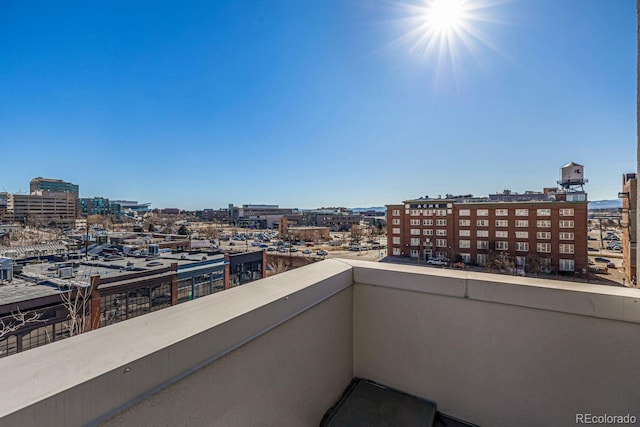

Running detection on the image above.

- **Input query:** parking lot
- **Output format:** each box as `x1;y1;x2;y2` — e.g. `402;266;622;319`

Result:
212;225;631;287
587;224;626;286
212;229;385;261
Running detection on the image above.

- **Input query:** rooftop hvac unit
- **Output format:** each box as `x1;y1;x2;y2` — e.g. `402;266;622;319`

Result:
0;257;13;283
58;266;73;279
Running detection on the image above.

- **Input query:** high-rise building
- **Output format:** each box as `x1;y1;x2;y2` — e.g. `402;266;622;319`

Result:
0;193;7;222
7;192;78;226
30;177;79;195
78;197;111;217
3;177;80;226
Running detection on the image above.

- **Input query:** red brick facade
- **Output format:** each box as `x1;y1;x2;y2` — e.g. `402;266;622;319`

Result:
622;174;636;282
387;198;588;274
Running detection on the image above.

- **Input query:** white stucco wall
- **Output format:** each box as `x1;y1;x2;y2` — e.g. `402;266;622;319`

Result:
349;261;640;427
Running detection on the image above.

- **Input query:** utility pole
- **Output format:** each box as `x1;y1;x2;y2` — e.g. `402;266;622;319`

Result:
84;221;89;260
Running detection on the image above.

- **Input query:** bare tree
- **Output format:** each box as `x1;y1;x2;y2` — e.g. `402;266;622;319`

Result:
485;250;499;272
201;224;220;244
59;284;92;337
267;259;289;276
369;224;379;242
525;253;543;278
86;214;103;227
0;309;42;339
349;225;365;246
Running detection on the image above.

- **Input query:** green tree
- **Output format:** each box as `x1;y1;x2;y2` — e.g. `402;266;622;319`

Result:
177;225;190;236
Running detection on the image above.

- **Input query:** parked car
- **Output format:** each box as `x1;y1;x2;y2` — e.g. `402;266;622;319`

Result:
316;250;328;256
607;262;616;269
427;258;448;266
588;265;608;274
594;257;610;263
588;247;599;252
290;247;298;252
267;247;276;252
229;242;236;246
302;249;312;255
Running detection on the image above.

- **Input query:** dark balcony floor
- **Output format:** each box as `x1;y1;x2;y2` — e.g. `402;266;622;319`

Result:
321;378;477;427
434;413;479;427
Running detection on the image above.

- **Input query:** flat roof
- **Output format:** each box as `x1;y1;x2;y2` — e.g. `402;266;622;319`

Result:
0;278;66;308
11;253;227;297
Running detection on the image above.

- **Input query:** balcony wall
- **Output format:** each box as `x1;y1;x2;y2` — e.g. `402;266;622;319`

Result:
350;261;640;426
0;260;354;427
1;259;640;427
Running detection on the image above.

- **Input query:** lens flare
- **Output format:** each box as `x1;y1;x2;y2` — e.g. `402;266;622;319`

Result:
427;0;466;34
391;0;506;76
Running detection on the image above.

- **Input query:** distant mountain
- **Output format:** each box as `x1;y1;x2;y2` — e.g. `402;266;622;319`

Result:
351;207;386;213
588;199;622;210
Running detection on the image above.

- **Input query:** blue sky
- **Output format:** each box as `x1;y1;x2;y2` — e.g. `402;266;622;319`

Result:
0;0;635;209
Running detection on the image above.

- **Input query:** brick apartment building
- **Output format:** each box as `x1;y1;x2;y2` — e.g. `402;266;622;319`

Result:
621;173;636;282
387;195;588;274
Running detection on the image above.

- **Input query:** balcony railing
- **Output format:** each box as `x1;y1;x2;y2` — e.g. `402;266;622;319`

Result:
1;259;639;427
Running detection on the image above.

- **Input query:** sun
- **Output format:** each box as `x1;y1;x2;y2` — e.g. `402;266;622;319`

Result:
426;0;467;34
392;0;503;72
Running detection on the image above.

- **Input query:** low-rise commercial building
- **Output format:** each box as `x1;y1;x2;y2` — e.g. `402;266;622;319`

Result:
0;247;269;358
0;243;69;261
0;253;229;357
302;209;362;231
226;250;266;287
196;208;230;223
278;217;330;242
286;226;330;242
229;204;295;228
109;200;151;220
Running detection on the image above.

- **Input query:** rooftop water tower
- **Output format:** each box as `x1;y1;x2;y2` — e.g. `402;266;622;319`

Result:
558;162;587;192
